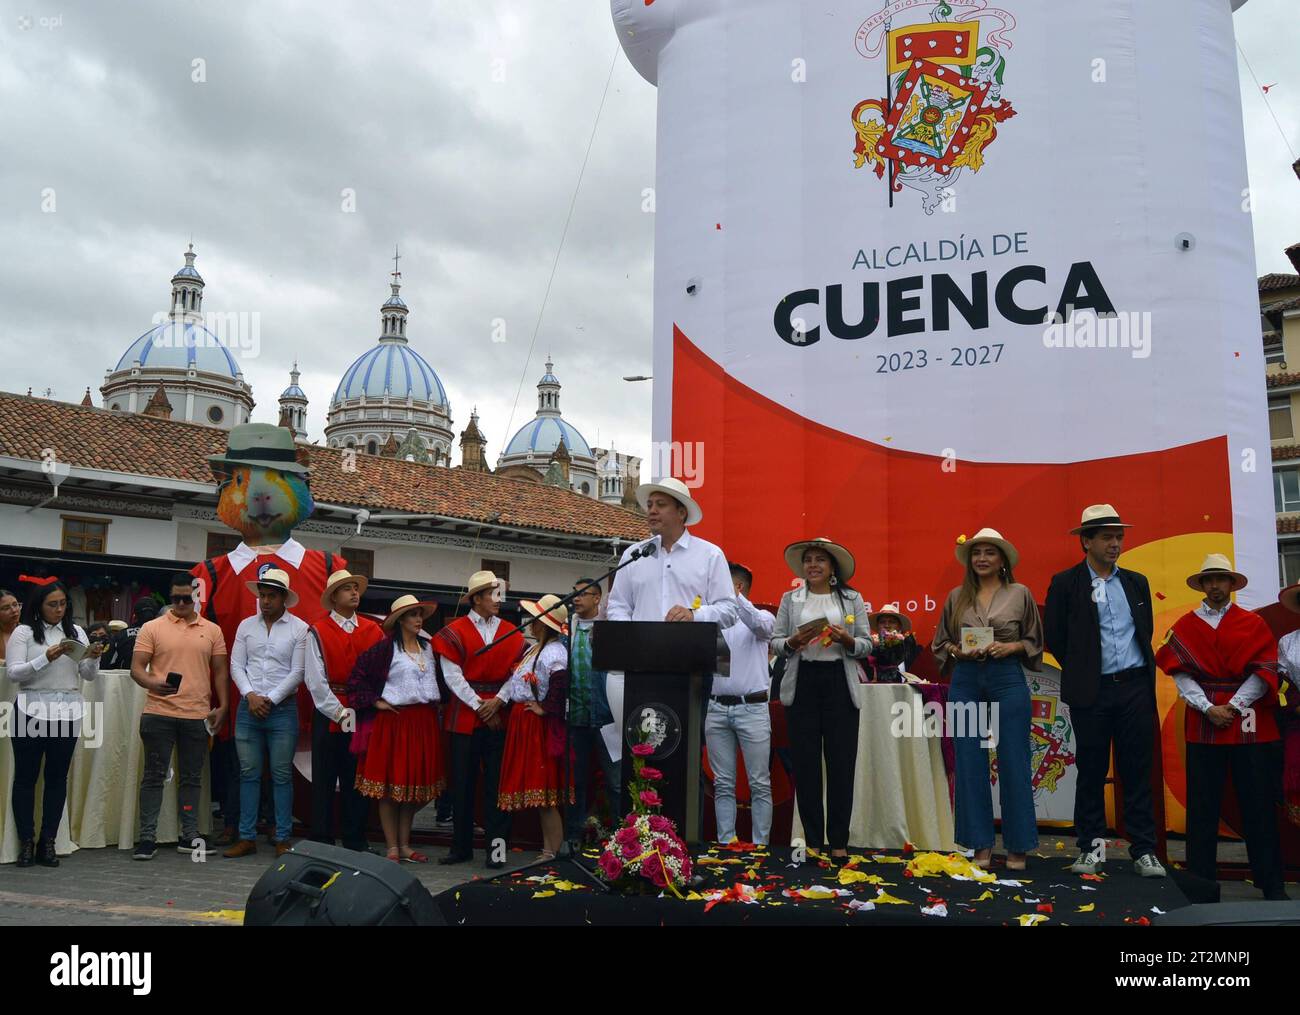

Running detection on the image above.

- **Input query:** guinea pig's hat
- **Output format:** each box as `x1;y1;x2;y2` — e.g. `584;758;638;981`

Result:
208;423;309;476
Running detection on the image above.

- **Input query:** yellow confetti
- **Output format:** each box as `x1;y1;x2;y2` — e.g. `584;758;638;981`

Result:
1013;895;1023;902
691;595;702;610
799;888;839;900
532;890;556;899
869;855;907;864
684;892;704;901
1055;841;1065;851
1076;903;1095;913
1018;914;1048;926
197;909;243;921
874;891;912;905
455;892;461;902
975;890;995;902
697;857;743;865
321;871;341;891
553;880;579;892
905;851;997;882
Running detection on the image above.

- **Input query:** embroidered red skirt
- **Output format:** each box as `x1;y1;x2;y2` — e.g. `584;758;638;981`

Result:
498;706;572;811
355;703;445;803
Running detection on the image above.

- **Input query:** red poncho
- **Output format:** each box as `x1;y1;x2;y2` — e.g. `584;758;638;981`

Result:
1155;604;1280;745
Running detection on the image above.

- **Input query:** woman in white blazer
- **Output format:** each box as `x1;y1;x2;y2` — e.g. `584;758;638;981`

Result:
770;538;872;859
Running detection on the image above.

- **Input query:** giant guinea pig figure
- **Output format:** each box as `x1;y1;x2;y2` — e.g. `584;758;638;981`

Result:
191;423;345;737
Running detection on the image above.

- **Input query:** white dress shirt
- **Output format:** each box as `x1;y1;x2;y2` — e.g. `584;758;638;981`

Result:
304;611;356;722
5;622;102;720
441;609;503;710
231;610;308;704
606;530;738;628
1172;601;1268;714
711;595;775;698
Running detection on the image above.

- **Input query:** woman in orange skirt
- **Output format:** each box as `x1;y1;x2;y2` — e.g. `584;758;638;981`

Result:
495;594;573;860
347;595;445;863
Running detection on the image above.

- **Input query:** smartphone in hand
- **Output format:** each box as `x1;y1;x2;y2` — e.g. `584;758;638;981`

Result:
166;671;183;690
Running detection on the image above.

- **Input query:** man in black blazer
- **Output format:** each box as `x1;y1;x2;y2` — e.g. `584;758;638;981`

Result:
1044;504;1165;878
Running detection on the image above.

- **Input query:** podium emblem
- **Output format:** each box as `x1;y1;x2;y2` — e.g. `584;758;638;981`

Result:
626;702;682;760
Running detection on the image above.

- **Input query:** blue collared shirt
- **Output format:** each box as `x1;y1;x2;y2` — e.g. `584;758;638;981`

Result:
1087;563;1146;674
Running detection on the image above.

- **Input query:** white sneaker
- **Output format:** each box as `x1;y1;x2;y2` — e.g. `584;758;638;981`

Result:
1134;853;1166;878
1069;848;1105;875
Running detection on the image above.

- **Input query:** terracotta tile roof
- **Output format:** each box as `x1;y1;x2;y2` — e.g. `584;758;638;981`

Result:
1274;444;1300;461
0;392;648;542
1261;273;1300;293
1267;372;1300;390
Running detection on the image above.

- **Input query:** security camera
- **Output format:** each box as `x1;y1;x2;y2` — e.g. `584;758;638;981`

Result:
686;277;701;296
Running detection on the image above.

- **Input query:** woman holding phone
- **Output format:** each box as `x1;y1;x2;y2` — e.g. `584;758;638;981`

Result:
771;537;873;861
932;528;1042;871
4;579;105;868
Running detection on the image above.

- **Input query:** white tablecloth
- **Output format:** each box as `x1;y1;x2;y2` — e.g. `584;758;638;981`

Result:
1;666;211;863
793;683;955;851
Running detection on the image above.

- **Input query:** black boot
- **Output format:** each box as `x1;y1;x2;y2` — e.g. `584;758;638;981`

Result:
36;839;59;868
16;839;34;868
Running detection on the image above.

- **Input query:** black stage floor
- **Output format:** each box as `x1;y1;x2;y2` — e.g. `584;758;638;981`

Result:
434;844;1195;926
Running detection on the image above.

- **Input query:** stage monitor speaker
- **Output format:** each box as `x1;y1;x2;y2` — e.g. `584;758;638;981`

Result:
1156;901;1300;926
244;841;442;926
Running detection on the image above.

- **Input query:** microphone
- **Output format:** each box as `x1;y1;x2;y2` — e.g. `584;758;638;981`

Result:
632;540;658;560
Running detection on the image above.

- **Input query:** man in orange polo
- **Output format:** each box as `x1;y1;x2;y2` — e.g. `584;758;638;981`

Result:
129;573;230;860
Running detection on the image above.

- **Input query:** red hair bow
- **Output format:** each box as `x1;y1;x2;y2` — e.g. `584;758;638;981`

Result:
18;574;59;586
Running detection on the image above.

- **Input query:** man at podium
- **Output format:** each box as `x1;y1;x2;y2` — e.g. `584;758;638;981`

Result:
606;478;738;630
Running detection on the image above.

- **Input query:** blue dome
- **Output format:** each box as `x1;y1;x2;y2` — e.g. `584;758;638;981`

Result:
504;416;592;459
114;322;241;377
280;384;307;399
172;265;203;280
332;339;448;407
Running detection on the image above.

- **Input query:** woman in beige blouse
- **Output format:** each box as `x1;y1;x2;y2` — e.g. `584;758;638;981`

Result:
931;528;1043;870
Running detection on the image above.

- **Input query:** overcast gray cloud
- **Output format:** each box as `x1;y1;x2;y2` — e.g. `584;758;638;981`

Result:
0;0;1296;470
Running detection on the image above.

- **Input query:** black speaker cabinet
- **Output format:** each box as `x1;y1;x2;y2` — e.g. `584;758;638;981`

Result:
244;841;442;926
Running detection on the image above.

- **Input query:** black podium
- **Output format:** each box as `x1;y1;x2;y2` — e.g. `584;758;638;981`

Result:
591;620;717;843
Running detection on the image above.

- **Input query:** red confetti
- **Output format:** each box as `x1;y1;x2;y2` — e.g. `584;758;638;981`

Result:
1036;903;1053;914
1155;592;1166;600
902;841;915;855
715;223;722;230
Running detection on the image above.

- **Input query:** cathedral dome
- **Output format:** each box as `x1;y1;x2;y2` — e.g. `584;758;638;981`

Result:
503;416;592;458
331;338;448;408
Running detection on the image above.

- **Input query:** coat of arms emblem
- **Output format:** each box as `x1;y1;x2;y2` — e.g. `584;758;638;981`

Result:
853;1;1018;214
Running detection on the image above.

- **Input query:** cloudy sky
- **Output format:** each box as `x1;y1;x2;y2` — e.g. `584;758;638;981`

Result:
2;0;1297;469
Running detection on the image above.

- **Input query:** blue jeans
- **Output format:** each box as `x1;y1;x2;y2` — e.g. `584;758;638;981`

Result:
565;725;622;842
235;698;298;841
705;701;773;845
950;660;1038;853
